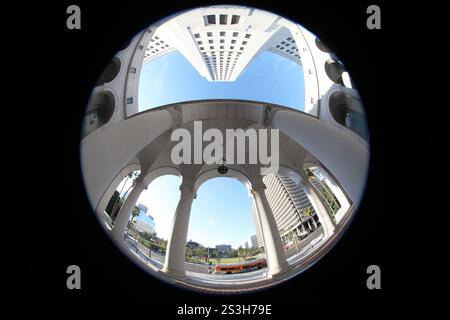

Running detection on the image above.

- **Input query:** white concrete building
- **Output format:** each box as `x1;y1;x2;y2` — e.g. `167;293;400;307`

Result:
143;6;301;82
248;235;258;249
80;5;370;293
262;174;325;245
135;219;154;234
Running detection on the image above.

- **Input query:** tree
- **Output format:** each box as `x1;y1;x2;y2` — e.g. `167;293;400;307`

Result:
185;246;193;259
131;205;140;224
303;206;313;217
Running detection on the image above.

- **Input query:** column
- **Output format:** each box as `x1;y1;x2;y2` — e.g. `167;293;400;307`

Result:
299;175;335;238
251;184;288;277
163;184;196;279
111;180;146;241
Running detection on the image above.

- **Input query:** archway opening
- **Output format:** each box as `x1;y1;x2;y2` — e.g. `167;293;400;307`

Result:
123;174;182;269
96;57;121;86
82;91;115;137
329;91;369;141
262;173;324;263
101;169;141;229
187;177;265;278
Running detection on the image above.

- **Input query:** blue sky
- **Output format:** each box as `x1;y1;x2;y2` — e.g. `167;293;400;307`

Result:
134;176;254;249
131;49;304;249
139;50;304;111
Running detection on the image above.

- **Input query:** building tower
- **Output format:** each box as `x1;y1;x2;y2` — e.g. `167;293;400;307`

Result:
252;174;322;247
143;6;302;81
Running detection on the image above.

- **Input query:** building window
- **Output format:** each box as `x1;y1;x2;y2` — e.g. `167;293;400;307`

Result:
245;34;251;38
242;41;247;45
138;45;144;50
220;31;226;36
233;32;238;37
220;14;227;24
220;39;225;43
231;39;236;44
154;36;159;40
207;15;216;24
231;15;240;24
130;67;136;74
197;41;203;45
210;46;214;49
208;39;213;44
230;46;234;50
207;32;213;37
240;47;244;50
194;33;200;38
200;47;204;50
127;97;133;104
220;46;224;49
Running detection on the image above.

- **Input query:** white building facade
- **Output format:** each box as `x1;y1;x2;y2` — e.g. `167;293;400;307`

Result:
143;6;301;82
135;219;154;234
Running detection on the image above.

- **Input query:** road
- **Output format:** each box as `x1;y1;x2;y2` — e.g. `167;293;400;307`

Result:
124;235;269;279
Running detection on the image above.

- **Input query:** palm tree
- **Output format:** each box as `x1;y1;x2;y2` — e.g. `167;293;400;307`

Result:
131;205;140;224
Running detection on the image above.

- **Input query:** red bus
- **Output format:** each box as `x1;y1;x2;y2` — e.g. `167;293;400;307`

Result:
213;258;267;275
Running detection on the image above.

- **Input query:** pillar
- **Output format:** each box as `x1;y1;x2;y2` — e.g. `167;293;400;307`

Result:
299;175;335;238
111;180;146;241
251;184;289;276
163;184;196;279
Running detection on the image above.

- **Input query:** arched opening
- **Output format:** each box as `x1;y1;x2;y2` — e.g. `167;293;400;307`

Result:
315;37;331;53
96;57;121;86
97;169;141;229
329;91;369;141
303;165;352;225
262;173;324;261
118;38;132;52
187;177;265;277
82;91;115;137
324;59;346;84
122;174;181;269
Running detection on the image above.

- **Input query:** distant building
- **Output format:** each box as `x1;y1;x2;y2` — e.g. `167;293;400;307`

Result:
216;244;232;253
261;174;322;245
137;203;155;229
248;235;258;249
138;204;148;215
135;219;154;235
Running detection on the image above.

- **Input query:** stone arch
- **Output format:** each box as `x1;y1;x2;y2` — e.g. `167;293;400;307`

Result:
82;90;116;137
302;162;352;225
194;166;252;193
324;59;345;84
96;56;121;86
328;90;369;141
95;162;141;229
315;37;331;53
142;166;183;188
